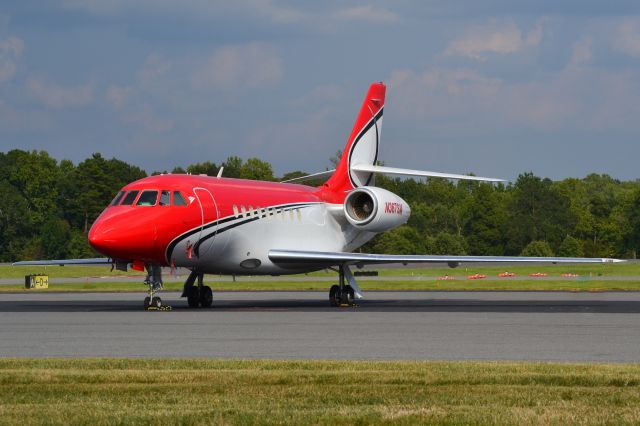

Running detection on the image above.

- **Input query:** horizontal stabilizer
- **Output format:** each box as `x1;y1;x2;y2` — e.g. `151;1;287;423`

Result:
281;170;335;183
282;165;505;184
13;258;112;266
269;250;622;267
351;164;505;183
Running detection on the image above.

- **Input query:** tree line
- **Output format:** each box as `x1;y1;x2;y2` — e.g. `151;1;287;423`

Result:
2;149;640;262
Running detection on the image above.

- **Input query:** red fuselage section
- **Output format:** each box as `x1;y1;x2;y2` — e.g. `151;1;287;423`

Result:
88;174;333;265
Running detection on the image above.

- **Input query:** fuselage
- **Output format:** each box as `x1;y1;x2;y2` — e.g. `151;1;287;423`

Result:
88;174;374;275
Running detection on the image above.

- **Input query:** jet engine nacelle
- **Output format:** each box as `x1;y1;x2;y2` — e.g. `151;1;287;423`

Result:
343;186;411;232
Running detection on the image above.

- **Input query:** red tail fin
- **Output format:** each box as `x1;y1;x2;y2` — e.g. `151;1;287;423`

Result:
324;82;386;197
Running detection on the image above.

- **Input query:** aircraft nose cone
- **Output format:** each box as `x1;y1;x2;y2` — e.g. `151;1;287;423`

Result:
88;220;113;254
88;210;158;260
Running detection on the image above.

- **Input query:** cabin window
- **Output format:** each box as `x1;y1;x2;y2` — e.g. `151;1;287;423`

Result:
111;191;126;206
121;190;139;206
232;205;239;218
159;190;171;206
137;190;158;206
173;191;187;206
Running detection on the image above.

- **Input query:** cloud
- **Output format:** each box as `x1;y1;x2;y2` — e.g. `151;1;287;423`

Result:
388;54;640;134
569;36;593;67
60;0;309;25
0;36;24;83
445;18;544;60
27;78;94;108
137;54;172;88
122;104;174;134
612;18;640;58
334;6;399;24
105;85;133;109
192;42;283;91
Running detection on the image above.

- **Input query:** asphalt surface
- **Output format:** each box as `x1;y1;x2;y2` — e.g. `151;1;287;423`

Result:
1;291;639;361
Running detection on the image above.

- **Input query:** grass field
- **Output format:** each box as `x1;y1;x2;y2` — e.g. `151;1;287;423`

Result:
3;262;640;292
4;262;640;279
0;359;638;425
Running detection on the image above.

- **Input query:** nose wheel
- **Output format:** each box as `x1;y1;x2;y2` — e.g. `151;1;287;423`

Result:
143;264;172;311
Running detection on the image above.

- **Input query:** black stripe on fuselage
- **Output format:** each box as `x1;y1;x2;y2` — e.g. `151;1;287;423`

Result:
165;202;318;262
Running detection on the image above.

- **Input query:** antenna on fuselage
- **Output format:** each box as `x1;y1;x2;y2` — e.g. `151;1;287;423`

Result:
216;167;224;178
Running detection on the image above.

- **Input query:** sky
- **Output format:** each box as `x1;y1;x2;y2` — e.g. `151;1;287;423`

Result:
2;1;640;181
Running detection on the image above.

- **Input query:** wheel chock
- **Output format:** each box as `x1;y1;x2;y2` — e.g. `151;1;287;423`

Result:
144;305;173;311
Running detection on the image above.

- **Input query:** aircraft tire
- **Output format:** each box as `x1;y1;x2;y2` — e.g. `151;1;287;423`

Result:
342;285;355;305
144;296;151;309
152;297;162;308
201;286;213;308
329;285;340;307
187;287;200;308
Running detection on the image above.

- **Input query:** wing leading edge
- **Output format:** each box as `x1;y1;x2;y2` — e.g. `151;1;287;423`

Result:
268;250;622;268
12;258;112;266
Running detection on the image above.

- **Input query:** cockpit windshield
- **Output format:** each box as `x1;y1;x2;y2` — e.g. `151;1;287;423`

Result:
112;189;189;207
120;190;139;205
110;191;126;206
136;190;159;206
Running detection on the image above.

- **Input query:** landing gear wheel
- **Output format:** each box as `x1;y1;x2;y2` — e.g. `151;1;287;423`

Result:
201;286;213;308
342;285;355;306
144;296;151;309
329;285;340;307
187;287;200;308
152;297;162;308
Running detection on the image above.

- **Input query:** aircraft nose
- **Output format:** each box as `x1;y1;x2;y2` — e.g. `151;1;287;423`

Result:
88;219;116;254
88;209;158;259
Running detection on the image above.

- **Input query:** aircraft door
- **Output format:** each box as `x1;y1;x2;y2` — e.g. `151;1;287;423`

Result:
193;187;219;262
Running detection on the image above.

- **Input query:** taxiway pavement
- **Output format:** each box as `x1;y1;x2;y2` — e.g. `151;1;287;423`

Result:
1;291;639;361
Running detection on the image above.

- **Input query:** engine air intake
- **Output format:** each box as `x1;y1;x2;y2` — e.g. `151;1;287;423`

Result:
346;191;375;223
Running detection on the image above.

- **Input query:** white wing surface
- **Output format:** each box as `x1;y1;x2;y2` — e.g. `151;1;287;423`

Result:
12;258;112;266
281;165;505;184
269;250;622;267
350;164;505;182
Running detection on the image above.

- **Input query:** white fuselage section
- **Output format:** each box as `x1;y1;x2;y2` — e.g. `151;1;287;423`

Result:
169;202;376;275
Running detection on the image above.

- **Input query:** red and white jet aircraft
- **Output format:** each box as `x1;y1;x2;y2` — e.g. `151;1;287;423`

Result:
15;82;621;308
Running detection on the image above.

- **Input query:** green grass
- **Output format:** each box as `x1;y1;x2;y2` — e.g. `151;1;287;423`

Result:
0;359;639;425
3;262;640;292
2;265;146;279
4;262;640;280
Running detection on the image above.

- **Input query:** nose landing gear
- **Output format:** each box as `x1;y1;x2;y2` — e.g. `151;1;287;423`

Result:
143;264;172;311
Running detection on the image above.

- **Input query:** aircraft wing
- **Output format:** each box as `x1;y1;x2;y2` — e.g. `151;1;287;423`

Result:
12;258;112;266
268;250;622;268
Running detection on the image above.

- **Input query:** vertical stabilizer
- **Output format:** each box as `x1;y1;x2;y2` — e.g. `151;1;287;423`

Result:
324;82;386;195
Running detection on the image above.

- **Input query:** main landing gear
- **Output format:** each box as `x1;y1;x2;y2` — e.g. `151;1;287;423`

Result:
181;271;213;308
143;264;172;311
329;265;360;307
